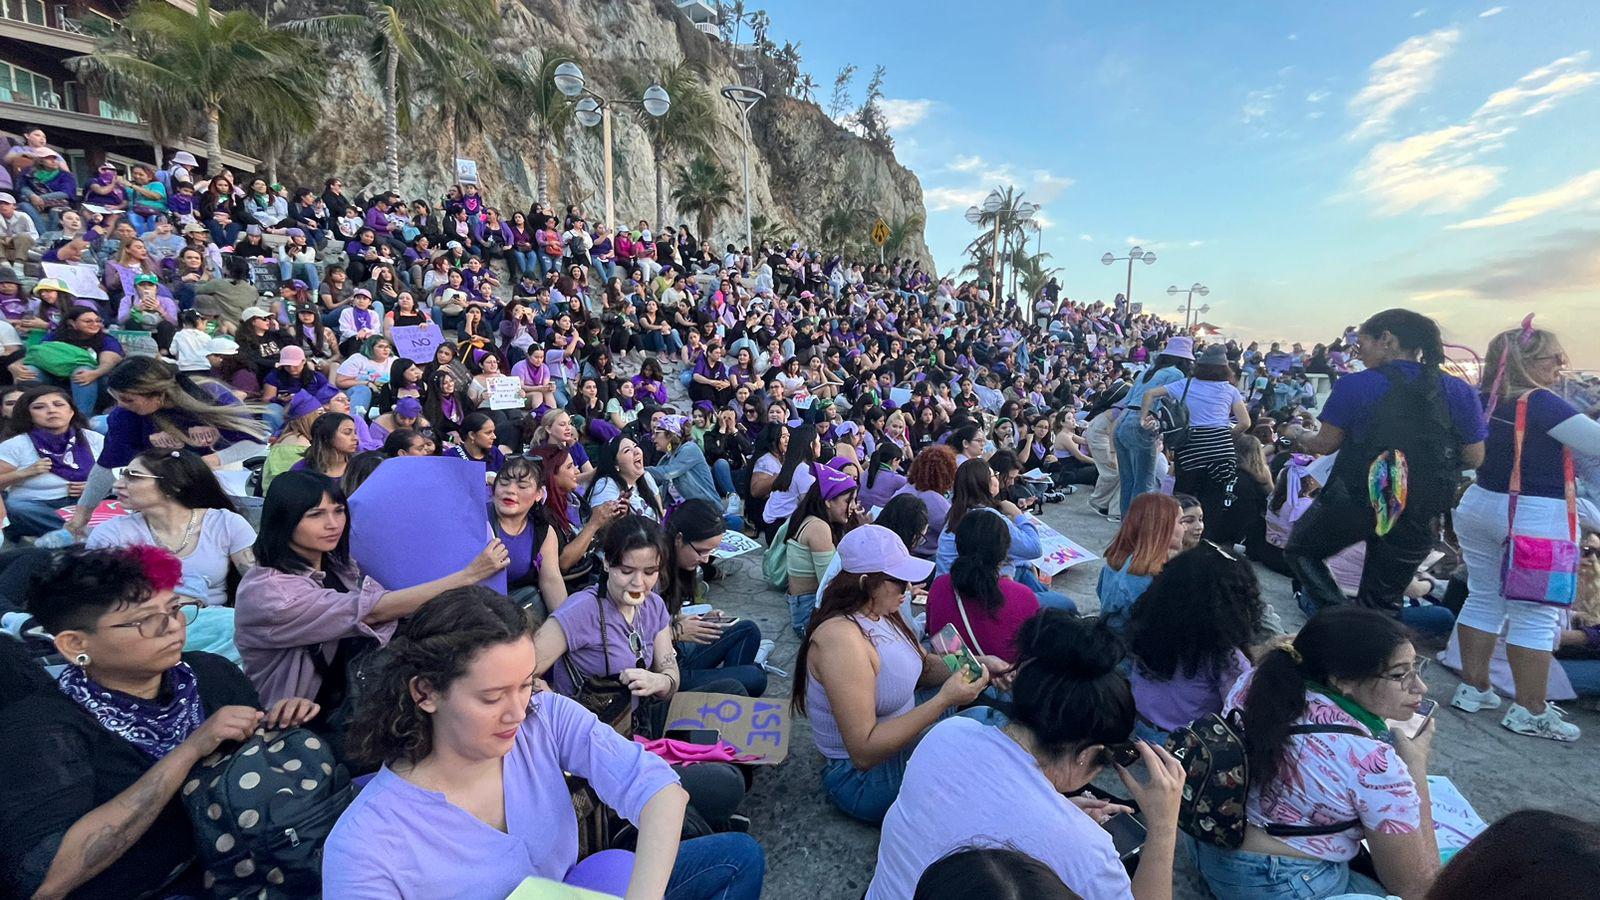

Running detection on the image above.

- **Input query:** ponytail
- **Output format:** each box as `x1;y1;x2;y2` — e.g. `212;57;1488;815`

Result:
949;509;1010;614
1359;308;1445;370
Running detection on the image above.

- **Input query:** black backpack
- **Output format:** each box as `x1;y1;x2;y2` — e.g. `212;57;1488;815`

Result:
182;728;353;898
1165;711;1366;848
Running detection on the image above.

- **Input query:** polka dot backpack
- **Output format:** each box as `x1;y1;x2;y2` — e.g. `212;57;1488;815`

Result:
181;728;354;898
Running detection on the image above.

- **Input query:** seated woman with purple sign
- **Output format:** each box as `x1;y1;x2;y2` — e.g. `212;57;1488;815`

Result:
323;586;765;900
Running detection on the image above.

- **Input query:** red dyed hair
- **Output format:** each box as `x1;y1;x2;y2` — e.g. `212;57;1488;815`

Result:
528;444;574;531
124;544;184;593
1104;493;1181;577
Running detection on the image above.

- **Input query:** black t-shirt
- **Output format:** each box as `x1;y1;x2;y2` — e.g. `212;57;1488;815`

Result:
0;652;260;900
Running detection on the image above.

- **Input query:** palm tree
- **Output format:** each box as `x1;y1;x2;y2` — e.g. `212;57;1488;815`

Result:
794;73;818;103
498;48;578;206
69;0;316;176
671;156;736;244
882;212;925;260
293;0;500;192
625;61;723;226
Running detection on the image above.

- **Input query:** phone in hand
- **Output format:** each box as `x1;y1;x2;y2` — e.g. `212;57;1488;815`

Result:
1103;812;1148;860
1388;698;1438;739
931;624;984;683
664;728;721;745
701;614;740;626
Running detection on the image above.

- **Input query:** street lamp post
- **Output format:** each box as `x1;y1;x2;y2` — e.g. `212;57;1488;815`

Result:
969;192;1035;308
720;85;766;252
1167;282;1211;331
553;62;671;235
1100;246;1157;311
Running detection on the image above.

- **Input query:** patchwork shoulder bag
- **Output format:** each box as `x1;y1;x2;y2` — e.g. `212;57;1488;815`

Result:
1500;390;1580;606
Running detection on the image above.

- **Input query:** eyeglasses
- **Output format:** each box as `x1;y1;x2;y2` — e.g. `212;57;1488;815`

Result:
1378;659;1428;686
1098;742;1142;768
108;601;201;639
688;538;721;560
1583;546;1600;559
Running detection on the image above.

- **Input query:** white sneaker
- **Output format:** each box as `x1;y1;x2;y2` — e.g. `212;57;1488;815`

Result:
1451;683;1502;713
1501;703;1581;742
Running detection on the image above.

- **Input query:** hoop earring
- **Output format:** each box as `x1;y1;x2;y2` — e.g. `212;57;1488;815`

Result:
73;652;91;667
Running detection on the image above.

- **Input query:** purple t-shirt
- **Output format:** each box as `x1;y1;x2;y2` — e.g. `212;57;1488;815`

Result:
1476;389;1581;498
1131;648;1250;732
322;691;678;899
547;587;671;700
1318;361;1486;447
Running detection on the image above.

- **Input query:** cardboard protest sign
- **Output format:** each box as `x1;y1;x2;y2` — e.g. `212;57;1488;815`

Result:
347;456;506;593
1026;515;1100;577
109;328;160;357
712;530;761;559
42;262;108;301
664;692;792;764
486;375;525;410
389;324;446;363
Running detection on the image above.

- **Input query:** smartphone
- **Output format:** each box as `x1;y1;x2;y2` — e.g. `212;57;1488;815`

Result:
930;623;984;682
1389;698;1438;739
701;614;741;626
1104;812;1147;860
664;728;721;745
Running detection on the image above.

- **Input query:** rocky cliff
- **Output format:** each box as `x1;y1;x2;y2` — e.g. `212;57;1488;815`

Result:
275;0;932;264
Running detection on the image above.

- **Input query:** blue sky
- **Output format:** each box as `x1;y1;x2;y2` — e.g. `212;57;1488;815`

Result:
757;1;1600;364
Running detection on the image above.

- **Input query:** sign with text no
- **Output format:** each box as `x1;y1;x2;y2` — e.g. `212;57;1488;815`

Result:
389;324;445;363
664;691;792;764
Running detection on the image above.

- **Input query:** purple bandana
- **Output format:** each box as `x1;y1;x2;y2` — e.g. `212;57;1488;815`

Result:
29;427;94;481
57;661;204;759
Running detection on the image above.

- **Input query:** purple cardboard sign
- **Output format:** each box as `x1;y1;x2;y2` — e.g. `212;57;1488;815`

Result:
347;456;507;593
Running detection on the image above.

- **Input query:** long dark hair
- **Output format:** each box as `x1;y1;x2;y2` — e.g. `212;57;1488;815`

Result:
347;586;533;767
255;471;350;572
913;847;1081;900
129;448;238;512
7;385;91;442
1359;308;1446;369
774;423;818;491
1127;543;1262;681
658;498;722;614
1425;810;1600;900
582;435;661;520
950;508;1011;614
303;412;354;475
791;566;920;716
945;458;998;533
874;493;929;552
865;441;903;489
1242;607;1411;796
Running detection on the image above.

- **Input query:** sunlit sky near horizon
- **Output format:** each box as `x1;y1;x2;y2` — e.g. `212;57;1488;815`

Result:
758;1;1600;365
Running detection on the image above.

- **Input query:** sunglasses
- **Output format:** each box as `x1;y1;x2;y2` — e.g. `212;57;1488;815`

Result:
1584;546;1600;559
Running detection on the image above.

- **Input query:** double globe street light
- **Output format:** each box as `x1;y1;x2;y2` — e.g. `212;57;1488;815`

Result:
966;191;1037;306
553;61;671;235
1101;246;1157;310
1168;282;1210;331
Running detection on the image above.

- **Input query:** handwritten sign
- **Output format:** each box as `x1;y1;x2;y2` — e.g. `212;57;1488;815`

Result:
712;529;761;559
664;691;792;764
454;157;479;185
791;389;814;410
108;327;160;357
58;499;130;529
1427;776;1487;857
486;375;525;410
1027;515;1099;577
41;262;108;301
389;323;445;362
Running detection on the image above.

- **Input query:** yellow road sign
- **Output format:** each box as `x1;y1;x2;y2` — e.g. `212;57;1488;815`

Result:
870;219;890;246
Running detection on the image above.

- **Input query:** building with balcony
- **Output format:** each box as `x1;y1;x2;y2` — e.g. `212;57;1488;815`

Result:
675;0;721;39
0;0;255;182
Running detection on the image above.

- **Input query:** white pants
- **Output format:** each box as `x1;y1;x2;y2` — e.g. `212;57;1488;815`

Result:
1454;484;1595;649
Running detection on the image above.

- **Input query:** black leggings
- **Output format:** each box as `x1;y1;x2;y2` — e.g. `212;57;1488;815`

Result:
1285;476;1438;614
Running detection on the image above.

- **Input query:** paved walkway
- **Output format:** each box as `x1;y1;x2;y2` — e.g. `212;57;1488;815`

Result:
701;491;1600;899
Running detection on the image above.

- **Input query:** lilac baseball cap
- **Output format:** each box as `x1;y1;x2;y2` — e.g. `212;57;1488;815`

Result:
837;524;934;583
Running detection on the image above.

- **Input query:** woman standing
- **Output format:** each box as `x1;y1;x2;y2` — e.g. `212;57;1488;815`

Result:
0;385;102;538
1138;345;1250;533
1452;325;1600;741
794;525;990;823
87;449;256;607
1114;337;1194;516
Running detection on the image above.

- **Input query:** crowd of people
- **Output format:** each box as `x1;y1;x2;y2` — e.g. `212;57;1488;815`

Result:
0;125;1597;900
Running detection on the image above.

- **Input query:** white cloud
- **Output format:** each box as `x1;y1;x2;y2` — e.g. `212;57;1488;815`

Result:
947;154;985;173
1353;52;1600;216
1079;234;1095;242
1031;210;1057;231
1242;87;1277;123
1125;236;1151;247
1479;6;1505;17
1412;8;1428;17
1188;240;1207;247
880;98;933;132
1448;168;1600;229
1288;33;1299;41
1029;169;1075;202
923;186;987;212
1306;89;1330;103
1347;27;1460;139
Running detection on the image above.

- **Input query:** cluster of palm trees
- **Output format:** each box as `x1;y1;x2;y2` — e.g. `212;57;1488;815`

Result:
960;186;1060;300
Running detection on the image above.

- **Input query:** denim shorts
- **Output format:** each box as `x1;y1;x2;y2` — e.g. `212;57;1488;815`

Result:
1191;841;1389;900
820;749;911;824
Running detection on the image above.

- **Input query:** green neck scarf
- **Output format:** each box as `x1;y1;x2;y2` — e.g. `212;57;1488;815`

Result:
1305;681;1390;739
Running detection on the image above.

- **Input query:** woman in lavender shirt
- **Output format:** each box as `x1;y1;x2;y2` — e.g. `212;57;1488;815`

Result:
324;586;764;900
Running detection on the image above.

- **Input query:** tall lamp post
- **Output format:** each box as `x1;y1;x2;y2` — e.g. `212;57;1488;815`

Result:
553;61;671;236
720;85;766;251
968;191;1034;305
1101;246;1157;310
1167;282;1210;331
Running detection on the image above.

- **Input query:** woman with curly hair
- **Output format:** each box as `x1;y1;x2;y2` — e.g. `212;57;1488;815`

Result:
892;444;958;558
1125;541;1267;743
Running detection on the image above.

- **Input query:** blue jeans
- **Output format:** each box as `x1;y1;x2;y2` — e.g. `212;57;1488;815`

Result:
820;747;911;824
665;833;765;900
1013;566;1078;613
677;619;768;697
512;249;539;277
3;495;72;539
346;384;373;415
680;371;694;390
710;458;735;496
1191;842;1388;900
127;209;160;235
786;592;816;638
1561;658;1600;695
277;259;321;294
43;369;103;416
1114;415;1159;517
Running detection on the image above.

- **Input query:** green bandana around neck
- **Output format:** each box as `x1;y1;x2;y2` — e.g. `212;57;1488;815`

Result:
1305;680;1390;739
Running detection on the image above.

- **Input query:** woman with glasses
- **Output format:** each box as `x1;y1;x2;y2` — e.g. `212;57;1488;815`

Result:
1453;324;1600;742
868;611;1185;900
0;546;320;900
0;385;103;539
659;499;768;696
86;449;255;608
533;515;753;832
1193;606;1439;900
